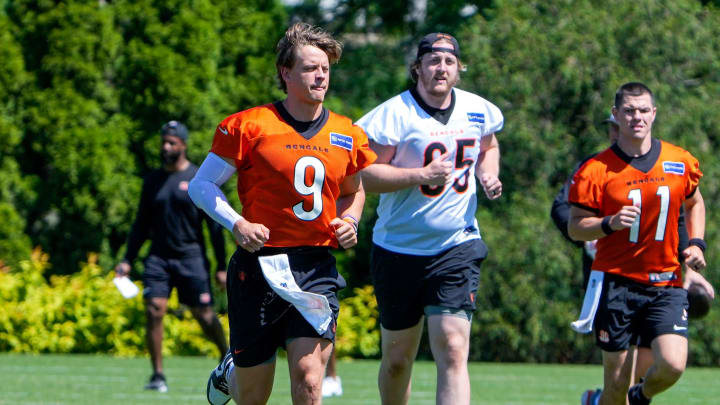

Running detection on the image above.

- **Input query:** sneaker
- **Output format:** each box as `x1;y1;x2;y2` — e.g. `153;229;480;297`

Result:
144;372;168;393
581;388;602;405
321;376;343;397
207;350;233;405
628;384;651;405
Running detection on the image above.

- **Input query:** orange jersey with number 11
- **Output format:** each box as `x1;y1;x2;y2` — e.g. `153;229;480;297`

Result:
210;104;376;248
569;139;702;287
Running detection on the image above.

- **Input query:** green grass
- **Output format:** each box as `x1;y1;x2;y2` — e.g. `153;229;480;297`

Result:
1;354;718;404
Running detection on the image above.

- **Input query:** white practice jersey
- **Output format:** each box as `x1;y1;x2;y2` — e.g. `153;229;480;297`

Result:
357;88;503;255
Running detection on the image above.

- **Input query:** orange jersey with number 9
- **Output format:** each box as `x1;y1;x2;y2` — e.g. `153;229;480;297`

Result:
211;104;376;248
569;140;702;287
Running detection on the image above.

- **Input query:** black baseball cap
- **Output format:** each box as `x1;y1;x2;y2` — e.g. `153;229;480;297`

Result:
416;33;460;59
160;120;189;142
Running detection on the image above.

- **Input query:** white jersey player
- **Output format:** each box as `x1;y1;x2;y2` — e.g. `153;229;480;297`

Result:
358;33;503;405
358;87;503;254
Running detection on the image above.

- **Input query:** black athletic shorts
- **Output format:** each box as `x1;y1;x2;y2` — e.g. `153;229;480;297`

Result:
227;246;345;367
142;254;213;306
371;239;488;330
594;273;689;352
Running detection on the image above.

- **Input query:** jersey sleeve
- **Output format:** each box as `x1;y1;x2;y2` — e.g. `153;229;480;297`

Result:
210;115;243;162
356;98;403;146
684;152;702;197
568;162;603;214
483;101;504;136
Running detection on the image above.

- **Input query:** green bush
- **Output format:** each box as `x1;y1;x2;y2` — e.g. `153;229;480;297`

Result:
0;250;379;359
336;285;381;359
0;249;227;357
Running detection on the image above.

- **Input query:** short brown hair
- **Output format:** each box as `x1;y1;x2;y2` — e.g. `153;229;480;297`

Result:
276;23;342;93
614;82;655;108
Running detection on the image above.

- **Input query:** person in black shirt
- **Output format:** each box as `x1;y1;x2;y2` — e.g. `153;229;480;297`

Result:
115;120;229;392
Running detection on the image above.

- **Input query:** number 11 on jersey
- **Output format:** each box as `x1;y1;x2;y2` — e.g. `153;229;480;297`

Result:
627;185;670;243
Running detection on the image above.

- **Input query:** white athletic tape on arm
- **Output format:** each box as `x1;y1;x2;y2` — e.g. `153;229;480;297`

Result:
188;152;243;232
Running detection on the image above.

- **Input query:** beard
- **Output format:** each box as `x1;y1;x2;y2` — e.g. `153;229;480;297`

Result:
161;150;182;165
419;71;459;98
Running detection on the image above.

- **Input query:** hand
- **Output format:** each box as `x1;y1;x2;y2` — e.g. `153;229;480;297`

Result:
232;218;270;253
421;150;454;186
682;245;706;272
609;205;641;230
114;261;131;277
215;270;227;290
480;173;502;200
331;217;357;249
683;265;715;299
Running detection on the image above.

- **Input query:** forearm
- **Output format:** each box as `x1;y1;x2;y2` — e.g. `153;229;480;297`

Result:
124;186;152;262
475;144;500;179
685;192;705;240
568;215;610;241
124;222;148;262
337;185;365;221
475;134;500;178
362;164;427;193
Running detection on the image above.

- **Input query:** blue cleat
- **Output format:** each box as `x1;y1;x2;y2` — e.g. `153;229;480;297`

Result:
581;388;601;405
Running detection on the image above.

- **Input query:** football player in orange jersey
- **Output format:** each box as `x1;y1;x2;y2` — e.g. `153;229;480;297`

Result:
568;82;707;405
189;23;376;405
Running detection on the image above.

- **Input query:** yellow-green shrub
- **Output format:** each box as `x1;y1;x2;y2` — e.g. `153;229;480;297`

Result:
0;249;380;359
336;285;380;359
0;249;227;357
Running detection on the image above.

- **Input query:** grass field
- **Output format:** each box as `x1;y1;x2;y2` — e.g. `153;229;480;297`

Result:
1;354;718;404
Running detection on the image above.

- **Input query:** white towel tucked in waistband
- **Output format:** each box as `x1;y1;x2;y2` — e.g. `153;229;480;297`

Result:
571;270;604;334
258;254;332;335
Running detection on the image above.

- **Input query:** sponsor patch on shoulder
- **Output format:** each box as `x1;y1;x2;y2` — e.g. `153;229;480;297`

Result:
663;161;685;175
330;132;353;150
467;112;485;123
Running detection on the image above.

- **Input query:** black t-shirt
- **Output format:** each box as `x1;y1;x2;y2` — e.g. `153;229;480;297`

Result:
124;163;227;269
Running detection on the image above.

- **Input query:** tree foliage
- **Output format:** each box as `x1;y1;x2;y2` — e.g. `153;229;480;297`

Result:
456;0;720;363
1;0;286;273
1;0;720;365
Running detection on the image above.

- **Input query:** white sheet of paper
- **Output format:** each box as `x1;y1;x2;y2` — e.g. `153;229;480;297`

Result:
113;276;139;299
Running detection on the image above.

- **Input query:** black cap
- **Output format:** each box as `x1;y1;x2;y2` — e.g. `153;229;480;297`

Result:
160;120;189;142
416;33;460;59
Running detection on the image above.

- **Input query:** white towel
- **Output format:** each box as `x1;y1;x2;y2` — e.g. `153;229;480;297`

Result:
571;270;604;334
258;254;333;335
113;276;139;299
